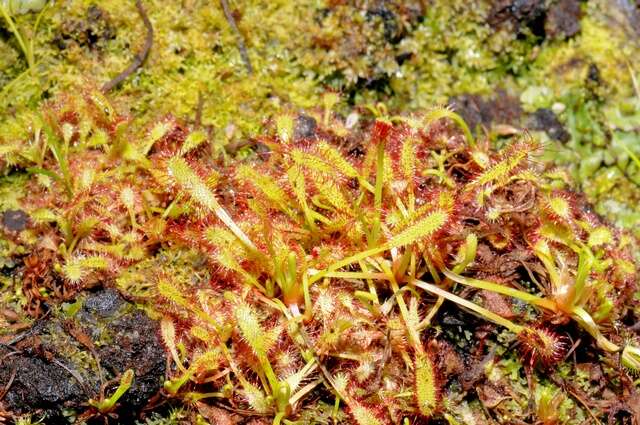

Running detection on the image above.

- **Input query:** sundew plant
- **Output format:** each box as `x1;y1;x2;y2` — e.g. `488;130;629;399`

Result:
0;88;639;424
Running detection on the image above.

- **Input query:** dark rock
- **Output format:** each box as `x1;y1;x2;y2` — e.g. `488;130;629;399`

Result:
491;89;523;126
294;114;318;141
0;349;86;415
449;94;491;134
98;310;166;408
529;108;570;143
54;4;115;51
0;288;166;419
2;209;28;232
545;0;582;39
449;90;522;134
82;287;125;318
488;0;548;38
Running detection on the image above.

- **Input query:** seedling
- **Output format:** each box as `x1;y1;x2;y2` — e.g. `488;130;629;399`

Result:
88;369;134;413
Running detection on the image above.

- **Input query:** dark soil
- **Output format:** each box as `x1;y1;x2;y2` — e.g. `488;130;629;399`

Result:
0;348;87;416
448;90;523;135
528;108;571;142
488;0;582;39
0;288;166;421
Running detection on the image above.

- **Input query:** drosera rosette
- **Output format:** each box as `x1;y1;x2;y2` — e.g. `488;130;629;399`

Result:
516;325;568;369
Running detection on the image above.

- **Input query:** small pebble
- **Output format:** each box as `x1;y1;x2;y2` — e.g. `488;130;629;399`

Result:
294;114;317;140
2;209;28;232
345;112;360;129
551;102;566;114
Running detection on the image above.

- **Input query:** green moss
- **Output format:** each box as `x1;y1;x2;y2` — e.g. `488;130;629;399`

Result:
1;0;324;145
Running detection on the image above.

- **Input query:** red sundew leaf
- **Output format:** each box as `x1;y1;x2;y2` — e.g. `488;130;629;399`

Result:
370;120;393;146
517;326;568;368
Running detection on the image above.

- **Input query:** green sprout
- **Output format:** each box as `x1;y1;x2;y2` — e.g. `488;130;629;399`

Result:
89;369;134;413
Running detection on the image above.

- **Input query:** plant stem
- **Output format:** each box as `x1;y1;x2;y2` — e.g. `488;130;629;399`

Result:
570;307;619;352
309;245;385;284
443;271;622;353
411;279;524;334
572;248;593;307
0;5;33;71
371;141;385;246
321;271;387;280
443;270;558;312
379;262;421;348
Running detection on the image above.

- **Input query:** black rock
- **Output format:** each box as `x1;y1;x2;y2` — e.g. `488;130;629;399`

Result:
545;0;582;39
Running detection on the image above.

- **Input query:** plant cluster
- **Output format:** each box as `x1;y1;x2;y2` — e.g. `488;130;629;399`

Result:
2;0;640;244
1;88;640;423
